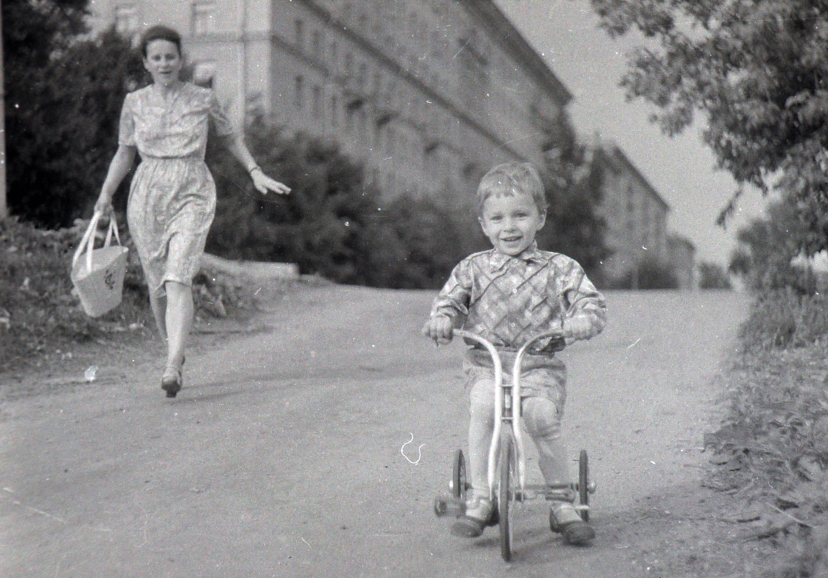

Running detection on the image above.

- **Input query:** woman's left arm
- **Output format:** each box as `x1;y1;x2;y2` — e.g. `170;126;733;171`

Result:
223;134;291;196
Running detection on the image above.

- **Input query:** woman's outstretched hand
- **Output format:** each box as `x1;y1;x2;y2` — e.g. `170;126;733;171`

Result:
252;169;291;195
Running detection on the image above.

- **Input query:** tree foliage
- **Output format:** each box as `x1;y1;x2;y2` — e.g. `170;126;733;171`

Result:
589;0;828;252
539;114;610;275
206;113;385;285
5;20;146;227
698;261;731;289
728;199;813;292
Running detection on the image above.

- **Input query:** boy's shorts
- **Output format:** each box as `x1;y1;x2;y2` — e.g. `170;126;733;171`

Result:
463;347;567;410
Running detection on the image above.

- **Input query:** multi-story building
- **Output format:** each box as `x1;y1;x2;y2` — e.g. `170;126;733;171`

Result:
668;235;697;290
88;0;571;209
88;0;684;285
594;145;672;286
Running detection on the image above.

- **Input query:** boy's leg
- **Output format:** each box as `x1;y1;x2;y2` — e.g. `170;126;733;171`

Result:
521;396;570;483
452;378;497;538
522;396;594;546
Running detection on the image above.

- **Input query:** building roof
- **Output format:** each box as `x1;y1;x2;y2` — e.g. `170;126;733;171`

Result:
603;145;670;211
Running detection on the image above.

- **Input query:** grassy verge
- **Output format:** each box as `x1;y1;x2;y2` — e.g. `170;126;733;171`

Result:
705;289;828;576
0;217;295;376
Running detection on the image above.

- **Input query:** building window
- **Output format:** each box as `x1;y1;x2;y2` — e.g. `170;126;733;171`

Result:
345;53;353;78
193;61;216;88
115;4;140;35
358;110;366;139
312;85;322;118
330;41;338;74
357;63;367;91
192;1;215;35
311;30;322;59
331;95;339;127
345;108;353;134
294;75;304;109
295;19;304;49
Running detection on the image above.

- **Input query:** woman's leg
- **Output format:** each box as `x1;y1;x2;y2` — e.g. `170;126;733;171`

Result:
163;280;193;371
148;287;168;342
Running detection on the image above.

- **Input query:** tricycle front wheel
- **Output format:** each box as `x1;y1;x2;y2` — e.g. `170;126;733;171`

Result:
499;435;516;562
578;449;589;522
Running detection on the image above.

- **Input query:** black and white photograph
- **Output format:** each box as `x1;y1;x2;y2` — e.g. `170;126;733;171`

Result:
2;1;827;576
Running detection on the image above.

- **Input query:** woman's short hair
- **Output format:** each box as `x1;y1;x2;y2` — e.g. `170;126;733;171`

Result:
476;162;548;215
139;25;182;57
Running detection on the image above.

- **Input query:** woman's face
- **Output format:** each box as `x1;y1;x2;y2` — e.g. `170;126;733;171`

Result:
143;39;182;88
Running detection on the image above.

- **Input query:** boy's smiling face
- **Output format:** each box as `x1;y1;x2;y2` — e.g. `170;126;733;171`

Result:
479;192;546;257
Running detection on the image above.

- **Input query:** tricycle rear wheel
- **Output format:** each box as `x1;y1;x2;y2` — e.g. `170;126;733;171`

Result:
452;449;467;500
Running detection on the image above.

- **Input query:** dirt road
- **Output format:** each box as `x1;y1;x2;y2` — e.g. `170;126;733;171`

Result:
1;286;770;577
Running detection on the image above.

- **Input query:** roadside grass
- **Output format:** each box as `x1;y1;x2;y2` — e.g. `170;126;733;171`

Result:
705;289;828;577
0;217;285;374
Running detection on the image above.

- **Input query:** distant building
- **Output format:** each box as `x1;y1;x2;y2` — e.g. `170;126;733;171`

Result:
594;145;673;287
668;235;696;290
87;0;571;209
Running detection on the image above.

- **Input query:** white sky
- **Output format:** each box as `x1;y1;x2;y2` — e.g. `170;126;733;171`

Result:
494;0;769;267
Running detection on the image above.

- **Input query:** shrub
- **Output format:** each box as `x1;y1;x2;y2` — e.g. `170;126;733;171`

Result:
607;258;679;290
739;289;828;352
364;193;470;289
705;289;828;575
0;215;152;369
698;261;732;289
206;115;383;285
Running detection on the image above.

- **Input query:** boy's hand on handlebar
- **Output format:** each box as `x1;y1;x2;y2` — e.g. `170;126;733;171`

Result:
563;316;593;342
422;315;453;345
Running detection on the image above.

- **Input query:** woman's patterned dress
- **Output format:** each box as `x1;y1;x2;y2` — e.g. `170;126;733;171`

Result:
119;82;235;294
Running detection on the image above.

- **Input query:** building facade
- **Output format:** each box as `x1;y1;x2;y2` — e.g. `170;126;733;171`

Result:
88;0;571;208
668;235;696;290
594;145;672;286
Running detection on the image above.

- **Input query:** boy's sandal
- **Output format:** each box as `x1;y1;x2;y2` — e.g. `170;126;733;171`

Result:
549;511;595;545
450;506;499;538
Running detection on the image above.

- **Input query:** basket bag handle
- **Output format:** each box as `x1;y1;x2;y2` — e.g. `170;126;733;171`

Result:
71;212;123;274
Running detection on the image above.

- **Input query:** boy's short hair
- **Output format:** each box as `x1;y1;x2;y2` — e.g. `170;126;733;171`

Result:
476;162;547;215
140;25;183;58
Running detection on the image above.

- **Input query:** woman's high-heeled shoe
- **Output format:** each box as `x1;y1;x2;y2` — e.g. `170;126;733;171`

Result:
161;366;183;398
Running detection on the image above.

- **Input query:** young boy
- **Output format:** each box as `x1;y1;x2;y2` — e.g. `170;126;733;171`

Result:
422;162;606;545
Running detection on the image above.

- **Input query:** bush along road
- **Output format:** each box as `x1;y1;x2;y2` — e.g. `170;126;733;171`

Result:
1;285;780;577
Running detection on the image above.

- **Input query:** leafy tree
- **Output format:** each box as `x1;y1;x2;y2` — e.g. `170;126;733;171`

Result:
588;0;828;253
538;113;609;275
366;193;468;289
5;22;145;227
728;199;813;292
206;112;383;285
698;261;731;290
4;0;89;68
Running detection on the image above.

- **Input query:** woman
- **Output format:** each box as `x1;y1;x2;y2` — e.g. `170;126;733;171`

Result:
95;25;290;398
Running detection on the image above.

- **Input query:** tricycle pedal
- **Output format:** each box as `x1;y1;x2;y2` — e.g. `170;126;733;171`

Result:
433;495;466;518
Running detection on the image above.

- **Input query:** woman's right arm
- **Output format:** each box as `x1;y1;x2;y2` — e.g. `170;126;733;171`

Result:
94;145;137;215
